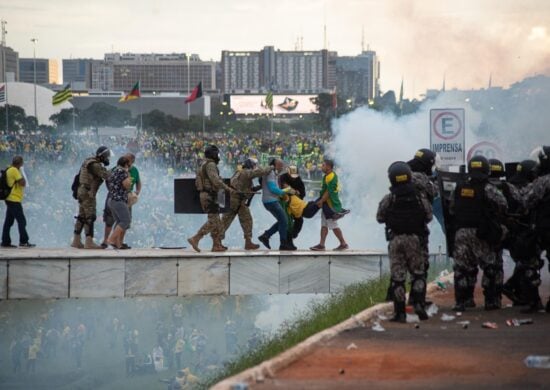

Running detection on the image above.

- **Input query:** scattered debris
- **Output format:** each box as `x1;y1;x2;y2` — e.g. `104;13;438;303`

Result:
371;322;385;332
406;314;420;323
339;368;346;375
441;313;456;322
482;322;498;329
414;324;420;329
231;383;249;390
455;312;463;317
426;303;439;317
440;326;447;330
524;355;550;369
346;343;358;350
506;318;534;327
457;320;470;329
436;281;447;290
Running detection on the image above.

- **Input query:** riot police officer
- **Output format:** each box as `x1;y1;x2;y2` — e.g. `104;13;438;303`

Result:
377;162;433;323
524;146;550;313
72;146;111;249
188;145;234;252
505;159;541;309
451;155;508;311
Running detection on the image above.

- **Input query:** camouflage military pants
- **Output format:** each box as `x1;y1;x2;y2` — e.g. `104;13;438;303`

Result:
453;228;501;301
388;234;426;304
221;195;253;240
74;191;97;237
196;192;223;240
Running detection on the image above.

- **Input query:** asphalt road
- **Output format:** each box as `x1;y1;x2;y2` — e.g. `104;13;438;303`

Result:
251;267;550;389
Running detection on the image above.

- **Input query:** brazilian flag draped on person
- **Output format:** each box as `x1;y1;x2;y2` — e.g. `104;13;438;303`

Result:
52;84;72;105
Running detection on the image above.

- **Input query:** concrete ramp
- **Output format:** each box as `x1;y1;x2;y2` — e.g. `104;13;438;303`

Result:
0;248;388;300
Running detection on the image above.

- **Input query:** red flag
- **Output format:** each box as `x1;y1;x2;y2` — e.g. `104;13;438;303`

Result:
185;82;203;104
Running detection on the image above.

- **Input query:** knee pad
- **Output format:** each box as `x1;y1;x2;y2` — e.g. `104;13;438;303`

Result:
411;277;426;294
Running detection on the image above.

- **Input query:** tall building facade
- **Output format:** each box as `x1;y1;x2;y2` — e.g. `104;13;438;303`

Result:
19;58;59;85
62;58;93;89
90;53;216;93
221;46;337;94
221;51;261;93
0;45;19;82
336;50;380;103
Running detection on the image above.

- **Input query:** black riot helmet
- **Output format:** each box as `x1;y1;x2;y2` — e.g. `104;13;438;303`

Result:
408;148;436;175
488;158;505;179
243;158;258;170
95;146;111;166
516;159;539;182
205;145;220;164
467;155;490;180
388;161;412;186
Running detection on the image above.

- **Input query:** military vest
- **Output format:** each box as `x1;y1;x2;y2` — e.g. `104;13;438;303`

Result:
385;190;427;236
454;181;486;229
79;157;103;193
195;160;218;193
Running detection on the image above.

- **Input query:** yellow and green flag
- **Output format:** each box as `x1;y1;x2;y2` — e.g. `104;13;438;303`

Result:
265;91;273;111
52;84;72;106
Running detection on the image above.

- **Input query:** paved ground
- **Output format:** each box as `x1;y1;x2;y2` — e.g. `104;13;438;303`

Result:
252;271;550;389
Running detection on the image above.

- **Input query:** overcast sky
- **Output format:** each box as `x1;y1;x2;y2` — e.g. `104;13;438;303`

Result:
2;0;549;96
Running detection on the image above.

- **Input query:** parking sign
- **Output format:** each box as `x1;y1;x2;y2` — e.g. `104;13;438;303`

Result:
430;108;466;166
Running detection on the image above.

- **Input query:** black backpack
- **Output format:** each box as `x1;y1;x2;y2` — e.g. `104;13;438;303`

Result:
71;173;80;200
0;167;13;200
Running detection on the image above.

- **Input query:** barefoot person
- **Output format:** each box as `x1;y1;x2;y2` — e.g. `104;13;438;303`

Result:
310;159;350;251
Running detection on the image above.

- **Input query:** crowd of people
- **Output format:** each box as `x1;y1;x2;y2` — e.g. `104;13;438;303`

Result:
377;147;550;323
0;130;332;249
2;295;268;387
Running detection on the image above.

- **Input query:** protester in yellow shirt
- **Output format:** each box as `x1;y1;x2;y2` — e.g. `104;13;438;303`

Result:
2;156;35;248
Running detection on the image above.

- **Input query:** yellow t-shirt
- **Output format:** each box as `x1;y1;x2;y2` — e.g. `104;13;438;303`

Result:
6;166;24;202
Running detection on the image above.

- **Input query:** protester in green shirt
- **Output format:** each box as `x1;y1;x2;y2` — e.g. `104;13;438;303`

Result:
310;159;350;251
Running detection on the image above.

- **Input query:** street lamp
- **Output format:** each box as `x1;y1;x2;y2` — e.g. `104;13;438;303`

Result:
30;38;38;121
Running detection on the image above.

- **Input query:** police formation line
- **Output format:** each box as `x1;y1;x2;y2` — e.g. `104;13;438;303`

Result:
377;147;550;323
1;144;350;253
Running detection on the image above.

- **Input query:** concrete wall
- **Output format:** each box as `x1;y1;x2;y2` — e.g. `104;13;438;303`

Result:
0;249;389;300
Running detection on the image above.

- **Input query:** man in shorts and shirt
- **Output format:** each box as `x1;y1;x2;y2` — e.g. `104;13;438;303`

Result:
310;159;350;251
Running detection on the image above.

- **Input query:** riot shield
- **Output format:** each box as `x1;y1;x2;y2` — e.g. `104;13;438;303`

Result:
436;170;467;257
174;178;231;214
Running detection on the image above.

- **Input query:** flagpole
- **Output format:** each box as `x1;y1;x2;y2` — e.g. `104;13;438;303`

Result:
2;47;7;133
187;55;190;121
139;79;143;135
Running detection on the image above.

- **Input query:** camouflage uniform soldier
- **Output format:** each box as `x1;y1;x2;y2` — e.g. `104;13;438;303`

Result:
386;149;438;303
72;146;111;249
524;146;550;313
504;160;541;309
221;158;272;250
488;158;525;308
450;155;508;312
188;145;234;253
377;161;433;323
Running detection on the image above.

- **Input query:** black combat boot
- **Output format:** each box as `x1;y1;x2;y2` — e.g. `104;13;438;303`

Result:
520;287;544;313
411;290;428;320
258;234;271;249
286;236;297;250
546;298;550;313
390;301;407;323
452;288;467;312
279;240;294;251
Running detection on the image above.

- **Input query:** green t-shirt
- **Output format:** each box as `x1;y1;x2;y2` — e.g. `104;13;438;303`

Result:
129;166;140;192
320;171;342;212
